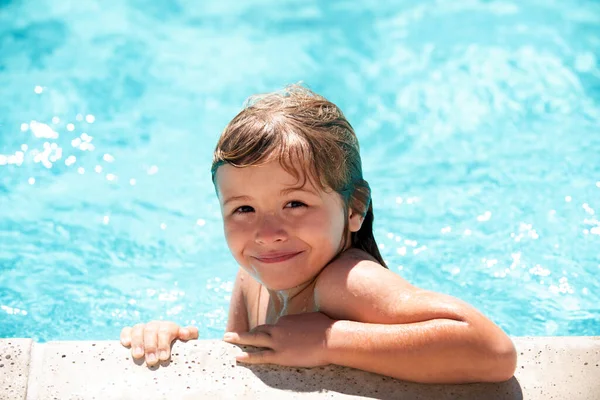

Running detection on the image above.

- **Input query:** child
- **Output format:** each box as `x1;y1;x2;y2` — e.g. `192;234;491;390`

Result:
120;85;517;384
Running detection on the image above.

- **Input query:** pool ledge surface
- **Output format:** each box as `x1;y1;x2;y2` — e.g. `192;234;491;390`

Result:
1;336;599;399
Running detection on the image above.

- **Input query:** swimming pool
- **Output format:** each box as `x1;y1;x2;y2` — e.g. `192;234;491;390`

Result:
1;0;599;342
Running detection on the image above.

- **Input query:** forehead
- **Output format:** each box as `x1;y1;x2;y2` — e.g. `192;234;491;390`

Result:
215;161;325;198
217;162;294;184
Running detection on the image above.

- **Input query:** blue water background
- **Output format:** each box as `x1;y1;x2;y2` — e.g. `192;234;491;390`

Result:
1;0;599;342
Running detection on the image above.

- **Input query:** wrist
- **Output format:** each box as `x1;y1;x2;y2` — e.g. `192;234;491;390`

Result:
324;319;352;365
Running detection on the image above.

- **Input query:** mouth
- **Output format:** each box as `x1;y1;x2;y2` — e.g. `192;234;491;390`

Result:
252;251;303;264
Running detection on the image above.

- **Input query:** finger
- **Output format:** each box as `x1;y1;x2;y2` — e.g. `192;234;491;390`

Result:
144;323;160;366
223;330;272;348
178;326;199;341
249;324;273;334
120;327;132;347
236;349;276;365
157;323;178;361
130;324;146;359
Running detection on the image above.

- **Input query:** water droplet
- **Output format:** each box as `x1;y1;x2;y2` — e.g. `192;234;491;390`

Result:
413;246;427;255
30;121;58;139
477;211;492;222
65;156;76;166
34;86;43;94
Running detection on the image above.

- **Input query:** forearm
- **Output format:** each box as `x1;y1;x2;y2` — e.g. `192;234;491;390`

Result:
325;319;517;384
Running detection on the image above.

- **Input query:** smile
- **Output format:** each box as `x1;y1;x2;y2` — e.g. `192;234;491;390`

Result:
253;251;303;264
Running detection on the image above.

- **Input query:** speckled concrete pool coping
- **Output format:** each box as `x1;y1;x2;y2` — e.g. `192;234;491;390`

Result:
1;337;599;399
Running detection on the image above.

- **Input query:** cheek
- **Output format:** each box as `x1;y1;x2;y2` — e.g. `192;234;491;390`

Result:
302;208;345;246
223;220;249;251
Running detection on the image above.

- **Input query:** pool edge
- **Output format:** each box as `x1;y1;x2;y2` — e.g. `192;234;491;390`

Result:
1;336;599;399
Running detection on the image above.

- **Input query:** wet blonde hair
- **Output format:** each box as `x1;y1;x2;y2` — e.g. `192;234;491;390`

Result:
211;84;387;268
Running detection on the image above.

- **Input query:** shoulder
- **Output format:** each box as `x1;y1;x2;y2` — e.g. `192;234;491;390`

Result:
315;248;413;294
314;248;418;323
315;249;472;325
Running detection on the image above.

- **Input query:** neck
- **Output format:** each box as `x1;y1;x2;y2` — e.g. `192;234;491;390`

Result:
266;278;317;321
265;239;352;321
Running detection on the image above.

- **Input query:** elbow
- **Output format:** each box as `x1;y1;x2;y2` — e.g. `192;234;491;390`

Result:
496;340;518;382
479;337;518;383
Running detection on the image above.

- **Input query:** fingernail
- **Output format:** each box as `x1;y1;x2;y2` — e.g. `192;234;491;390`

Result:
134;346;143;357
223;332;234;340
147;353;157;363
159;351;168;360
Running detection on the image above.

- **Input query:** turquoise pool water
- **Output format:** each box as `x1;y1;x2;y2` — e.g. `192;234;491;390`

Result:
1;0;599;342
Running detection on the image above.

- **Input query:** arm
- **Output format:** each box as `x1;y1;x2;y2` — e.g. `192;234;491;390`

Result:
226;268;250;333
315;250;517;383
324;309;515;383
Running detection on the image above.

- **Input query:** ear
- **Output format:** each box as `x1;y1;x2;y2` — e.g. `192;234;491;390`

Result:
348;208;364;233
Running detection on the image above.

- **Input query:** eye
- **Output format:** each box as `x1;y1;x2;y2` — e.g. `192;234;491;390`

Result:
234;205;254;214
285;201;307;209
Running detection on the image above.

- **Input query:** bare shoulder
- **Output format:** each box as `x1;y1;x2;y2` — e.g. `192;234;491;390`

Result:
315;248;414;303
315;248;415;297
314;248;466;324
319;249;411;286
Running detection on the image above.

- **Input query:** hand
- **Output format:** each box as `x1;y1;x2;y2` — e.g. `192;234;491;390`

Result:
222;312;335;367
120;321;198;366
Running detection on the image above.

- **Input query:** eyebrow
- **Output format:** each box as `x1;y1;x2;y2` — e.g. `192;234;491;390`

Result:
280;187;319;196
222;195;251;207
222;187;318;207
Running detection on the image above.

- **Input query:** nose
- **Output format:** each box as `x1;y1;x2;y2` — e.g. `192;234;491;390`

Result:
255;213;288;245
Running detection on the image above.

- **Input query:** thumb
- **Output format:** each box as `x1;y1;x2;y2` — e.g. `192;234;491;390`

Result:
178;326;199;341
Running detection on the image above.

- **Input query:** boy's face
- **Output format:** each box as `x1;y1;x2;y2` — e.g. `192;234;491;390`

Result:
215;161;362;291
